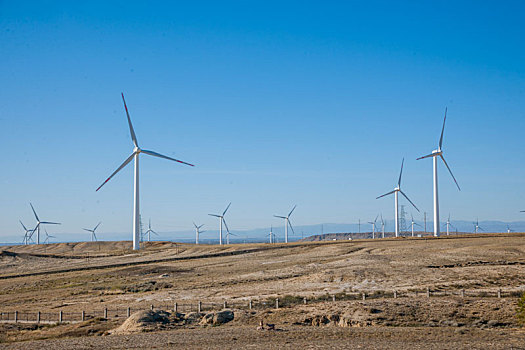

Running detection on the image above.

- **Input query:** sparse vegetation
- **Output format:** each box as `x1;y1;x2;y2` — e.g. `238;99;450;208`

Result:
517;292;525;326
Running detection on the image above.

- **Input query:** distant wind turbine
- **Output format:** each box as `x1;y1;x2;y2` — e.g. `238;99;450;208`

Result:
410;214;422;237
96;93;194;250
368;215;378;239
83;222;101;242
193;223;205;245
274;205;296;243
473;218;483;234
268;225;275;243
144;219;158;242
376;159;419;237
19;220;34;245
417;108;461;237
43;228;55;244
506;225;514;234
209;203;231;245
380;214;385;238
29;203;60;245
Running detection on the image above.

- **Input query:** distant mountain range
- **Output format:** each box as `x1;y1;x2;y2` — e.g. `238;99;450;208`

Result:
4;220;525;246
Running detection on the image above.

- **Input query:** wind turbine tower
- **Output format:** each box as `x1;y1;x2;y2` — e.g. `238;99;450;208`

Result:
193;223;204;244
19;221;34;245
410;214;421;237
368;215;378;239
209;203;231;245
380;214;385;238
417;108;461;237
96;93;194;250
376;159;419;237
29;203;60;245
274;205;297;243
83;222;101;242
144;219;158;242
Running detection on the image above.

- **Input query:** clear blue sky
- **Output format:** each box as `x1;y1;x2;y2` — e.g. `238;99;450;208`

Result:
1;1;524;242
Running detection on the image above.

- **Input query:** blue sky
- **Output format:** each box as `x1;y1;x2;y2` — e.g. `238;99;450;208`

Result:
1;1;524;242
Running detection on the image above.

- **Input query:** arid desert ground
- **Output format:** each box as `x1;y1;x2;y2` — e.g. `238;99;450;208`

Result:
0;233;524;349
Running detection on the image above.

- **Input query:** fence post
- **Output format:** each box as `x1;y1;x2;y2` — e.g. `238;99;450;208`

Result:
426;288;430;298
14;311;18;323
198;301;202;313
223;301;227;309
275;298;279;309
362;293;366;301
150;305;154;311
174;303;178;313
303;297;307;305
332;295;336;302
497;289;502;298
461;289;465;298
249;300;253;310
127;307;131;317
104;308;108;319
81;311;85;322
394;290;397;299
59;311;63;323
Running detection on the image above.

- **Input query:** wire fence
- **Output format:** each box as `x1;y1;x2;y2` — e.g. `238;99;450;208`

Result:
1;288;523;324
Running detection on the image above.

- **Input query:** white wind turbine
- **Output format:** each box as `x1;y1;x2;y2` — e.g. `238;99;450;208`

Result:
506;225;514;234
376;159;419;237
473;218;483;234
29;203;60;245
417;108;461;237
225;229;237;245
144;219;158;242
44;228;55;244
446;214;454;236
96;93;194;250
380;214;385;238
193;223;205;244
368;215;378;239
267;225;275;243
20;220;34;245
274;205;296;243
83;222;101;242
209;203;231;245
410;214;422;237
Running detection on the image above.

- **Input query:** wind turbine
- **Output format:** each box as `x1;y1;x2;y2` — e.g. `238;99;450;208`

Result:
193;223;205;244
380;214;385;238
96;93;194;250
274;205;296;243
410;214;422;237
368;215;378;239
144;219;158;242
29;203;60;245
225;229;237;245
376;159;419;237
445;215;453;236
267;225;275;243
473;218;483;234
83;222;101;242
506;225;514;234
209;203;231;245
20;220;34;245
43;228;55;244
417;108;461;237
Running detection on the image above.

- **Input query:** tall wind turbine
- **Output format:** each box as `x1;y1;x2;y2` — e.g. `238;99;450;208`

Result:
83;222;101;242
274;205;296;243
20;220;34;245
29;203;60;245
368;215;378;239
96;93;194;250
473;218;483;234
209;203;231;245
225;229;237;245
417;108;461;237
446;215;453;236
376;159;419;237
193;223;204;244
144;219;158;242
410;214;422;237
380;214;385;238
268;225;275;243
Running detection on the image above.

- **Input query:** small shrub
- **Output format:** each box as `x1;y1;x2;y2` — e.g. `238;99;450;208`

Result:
517;292;525;326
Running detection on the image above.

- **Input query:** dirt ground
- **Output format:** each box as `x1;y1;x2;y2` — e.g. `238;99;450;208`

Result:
0;233;524;348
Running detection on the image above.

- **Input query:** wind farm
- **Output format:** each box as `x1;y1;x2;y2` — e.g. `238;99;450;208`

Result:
2;2;525;349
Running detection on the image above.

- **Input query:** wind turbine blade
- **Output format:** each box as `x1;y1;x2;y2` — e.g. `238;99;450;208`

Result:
374;214;378;223
93;222;101;231
141;150;194;167
41;221;61;225
439;155;461;191
400;190;420;212
193;222;197;228
416;153;435;160
222;202;232;216
439;107;447;149
376;190;396;200
19;220;28;231
288;220;296;235
82;228;92;232
198;224;204;229
29;203;40;222
398;158;404;187
121;93;139;147
288;205;297;217
222;219;230;234
274;215;286;219
208;214;221;218
96;152;135;191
